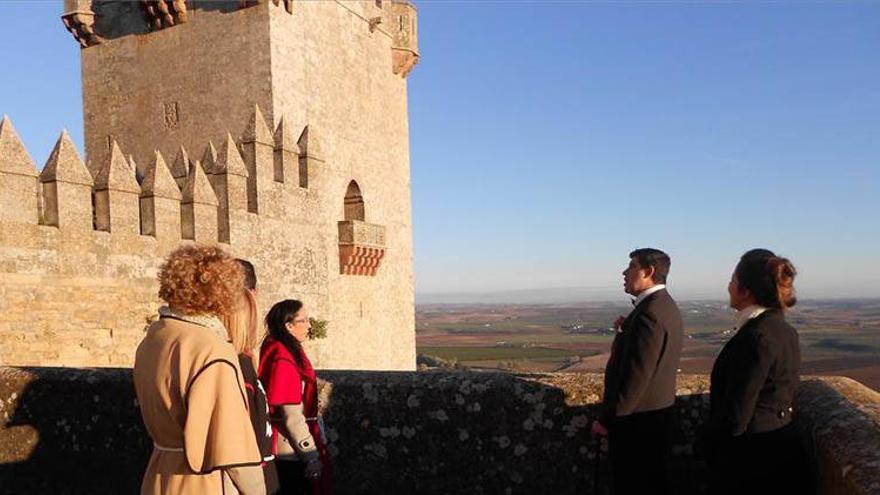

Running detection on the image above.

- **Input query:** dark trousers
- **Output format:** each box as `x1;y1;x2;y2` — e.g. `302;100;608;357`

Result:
275;459;310;495
608;407;674;495
708;422;811;495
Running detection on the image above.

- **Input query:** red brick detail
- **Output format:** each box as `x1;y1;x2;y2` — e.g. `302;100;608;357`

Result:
339;245;385;276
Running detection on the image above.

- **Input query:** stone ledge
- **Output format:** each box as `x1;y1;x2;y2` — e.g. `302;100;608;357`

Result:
795;376;880;495
1;368;877;494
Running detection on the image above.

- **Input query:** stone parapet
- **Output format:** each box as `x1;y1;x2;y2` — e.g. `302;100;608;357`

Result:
795;376;880;495
3;368;877;494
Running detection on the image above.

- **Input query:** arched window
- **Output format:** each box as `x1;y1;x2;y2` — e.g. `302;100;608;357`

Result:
344;180;365;221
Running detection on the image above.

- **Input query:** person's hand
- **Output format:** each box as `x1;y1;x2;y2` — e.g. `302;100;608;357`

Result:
613;315;625;330
303;458;322;480
590;419;608;437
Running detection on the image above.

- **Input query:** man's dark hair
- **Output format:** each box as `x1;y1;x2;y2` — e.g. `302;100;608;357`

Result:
629;248;671;284
235;258;257;291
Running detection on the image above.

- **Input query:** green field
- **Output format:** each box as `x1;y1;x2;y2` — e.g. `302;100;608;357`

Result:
417;345;578;362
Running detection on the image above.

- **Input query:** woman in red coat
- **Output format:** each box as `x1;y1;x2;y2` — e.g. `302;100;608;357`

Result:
258;299;333;495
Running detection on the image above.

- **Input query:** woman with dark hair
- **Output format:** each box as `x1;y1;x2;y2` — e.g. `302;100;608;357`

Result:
701;250;809;494
258;300;333;495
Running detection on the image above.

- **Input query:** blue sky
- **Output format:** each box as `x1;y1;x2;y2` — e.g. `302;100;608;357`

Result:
1;1;878;301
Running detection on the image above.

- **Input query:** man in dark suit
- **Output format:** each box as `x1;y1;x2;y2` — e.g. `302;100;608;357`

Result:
592;248;684;495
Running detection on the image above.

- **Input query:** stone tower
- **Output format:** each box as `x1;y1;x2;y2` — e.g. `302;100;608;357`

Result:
0;0;418;369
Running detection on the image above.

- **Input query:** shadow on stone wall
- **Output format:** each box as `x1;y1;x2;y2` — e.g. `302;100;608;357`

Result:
317;371;712;495
0;368;711;495
0;368;149;495
1;368;876;495
92;0;244;41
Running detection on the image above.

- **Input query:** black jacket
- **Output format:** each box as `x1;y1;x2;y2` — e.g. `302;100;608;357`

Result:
707;309;801;439
602;288;683;422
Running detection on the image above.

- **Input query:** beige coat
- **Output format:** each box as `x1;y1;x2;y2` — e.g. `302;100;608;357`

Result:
134;313;262;495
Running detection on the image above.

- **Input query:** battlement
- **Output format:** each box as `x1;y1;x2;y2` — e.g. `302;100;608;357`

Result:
62;1;419;74
1;111;384;254
1;0;418;370
0;104;413;369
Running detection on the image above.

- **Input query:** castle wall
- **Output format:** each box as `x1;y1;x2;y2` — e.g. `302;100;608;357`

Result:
4;369;877;494
81;1;274;178
0;1;417;369
267;1;416;368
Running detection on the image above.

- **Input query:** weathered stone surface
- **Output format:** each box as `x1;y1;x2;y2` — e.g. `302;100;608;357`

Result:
61;0;103;48
94;142;139;193
272;115;299;184
0;116;38;178
242;104;274;146
216;134;249;178
389;1;420;77
0;367;149;494
39;131;93;230
795;376;880;495
200;141;219;175
169;146;191;188
1;1;417;371
40;131;92;186
182;160;218;207
297;124;323;162
3;369;872;495
140;151;181;201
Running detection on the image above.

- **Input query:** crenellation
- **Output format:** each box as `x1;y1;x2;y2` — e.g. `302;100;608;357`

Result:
212;135;250;243
0;0;420;370
272;116;300;185
139;151;179;201
94;142;140;194
0;116;41;227
180;159;219;242
239;105;275;215
200;141;220;175
297;125;324;190
139;151;181;239
169;146;191;191
39;131;93;231
93;142;140;234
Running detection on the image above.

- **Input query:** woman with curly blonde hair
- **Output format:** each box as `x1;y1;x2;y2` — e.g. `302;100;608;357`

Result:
134;245;266;495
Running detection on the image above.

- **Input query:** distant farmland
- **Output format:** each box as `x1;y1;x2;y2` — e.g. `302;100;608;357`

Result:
416;299;880;391
418;345;578;362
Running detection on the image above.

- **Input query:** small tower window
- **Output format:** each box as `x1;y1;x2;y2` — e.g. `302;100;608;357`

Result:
344;180;365;221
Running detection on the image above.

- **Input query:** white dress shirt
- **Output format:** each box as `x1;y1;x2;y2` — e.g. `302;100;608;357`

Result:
721;304;768;337
630;284;666;312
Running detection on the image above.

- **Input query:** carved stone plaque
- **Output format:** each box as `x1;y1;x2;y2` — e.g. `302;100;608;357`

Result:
163;101;180;129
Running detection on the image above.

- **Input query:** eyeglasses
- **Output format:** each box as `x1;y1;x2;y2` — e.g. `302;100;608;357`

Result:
291;318;308;325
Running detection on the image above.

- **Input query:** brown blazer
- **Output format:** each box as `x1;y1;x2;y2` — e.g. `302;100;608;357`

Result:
134;315;263;495
602;288;683;422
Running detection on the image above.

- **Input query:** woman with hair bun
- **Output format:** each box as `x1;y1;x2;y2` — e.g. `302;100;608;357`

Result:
701;249;809;494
